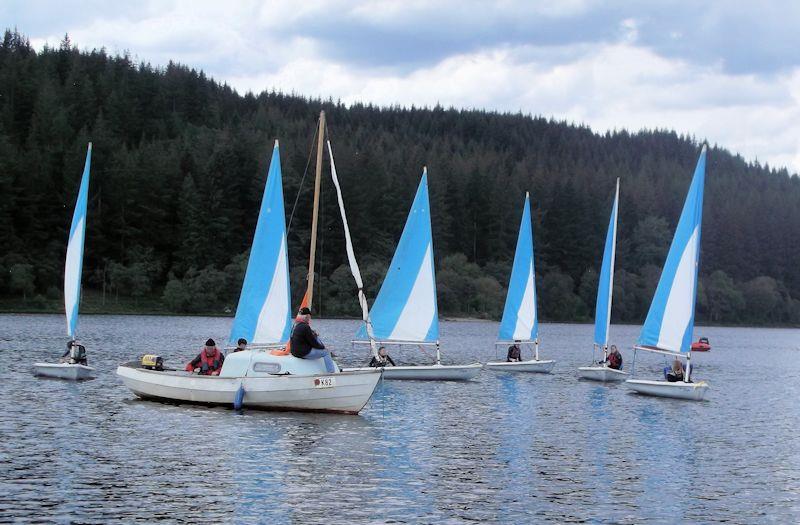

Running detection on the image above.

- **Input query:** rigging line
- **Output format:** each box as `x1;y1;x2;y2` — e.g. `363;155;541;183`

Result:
287;119;319;235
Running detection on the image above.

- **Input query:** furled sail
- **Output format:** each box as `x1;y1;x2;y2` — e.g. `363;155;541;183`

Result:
593;179;620;348
498;193;538;342
638;146;707;353
229;141;292;345
64;143;92;338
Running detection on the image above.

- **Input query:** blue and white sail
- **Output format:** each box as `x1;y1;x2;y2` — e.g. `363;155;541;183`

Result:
64;143;92;339
593;179;620;348
498;193;538;342
230;141;292;345
356;169;438;342
638;145;707;354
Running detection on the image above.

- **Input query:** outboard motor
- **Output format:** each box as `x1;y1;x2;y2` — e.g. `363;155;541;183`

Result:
141;354;164;371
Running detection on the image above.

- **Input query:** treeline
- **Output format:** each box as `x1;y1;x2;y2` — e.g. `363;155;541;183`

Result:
2;30;800;326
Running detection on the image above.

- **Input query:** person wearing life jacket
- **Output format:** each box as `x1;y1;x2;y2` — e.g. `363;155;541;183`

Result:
369;346;396;367
185;338;225;376
60;340;88;365
507;341;523;362
666;358;685;382
606;345;623;370
290;307;336;373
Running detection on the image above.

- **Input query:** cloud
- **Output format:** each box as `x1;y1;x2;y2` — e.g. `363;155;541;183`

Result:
5;0;800;173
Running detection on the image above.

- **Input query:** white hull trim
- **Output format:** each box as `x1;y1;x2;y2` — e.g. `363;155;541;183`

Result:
34;362;95;380
116;365;382;414
625;379;709;401
577;366;628;382
345;363;482;381
485;359;555;374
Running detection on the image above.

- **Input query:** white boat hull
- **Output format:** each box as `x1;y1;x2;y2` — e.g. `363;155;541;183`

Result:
485;359;555;374
34;362;95;380
116;365;382;414
577;366;628;382
625;379;709;401
345;363;482;381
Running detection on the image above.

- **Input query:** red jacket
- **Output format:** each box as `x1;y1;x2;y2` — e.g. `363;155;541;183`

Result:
185;347;224;375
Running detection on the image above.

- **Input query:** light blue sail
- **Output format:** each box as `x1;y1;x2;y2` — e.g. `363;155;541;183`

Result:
230;141;292;345
356;169;439;342
498;193;538;342
638;146;707;353
64;143;91;339
593;179;620;348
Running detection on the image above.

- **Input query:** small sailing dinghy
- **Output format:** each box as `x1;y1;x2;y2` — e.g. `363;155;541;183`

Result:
485;193;555;373
34;143;95;381
117;136;381;414
578;179;628;382
347;169;482;381
626;146;710;401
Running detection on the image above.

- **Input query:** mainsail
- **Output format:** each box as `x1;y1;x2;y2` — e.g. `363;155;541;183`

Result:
593;179;620;348
64;143;91;339
356;169;439;343
498;193;538;342
638;145;707;354
229;141;292;345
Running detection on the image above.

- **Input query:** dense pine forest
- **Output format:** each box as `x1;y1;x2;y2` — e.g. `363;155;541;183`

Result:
2;30;800;326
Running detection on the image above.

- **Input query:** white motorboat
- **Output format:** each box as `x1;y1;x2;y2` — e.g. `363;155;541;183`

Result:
625;145;710;401
486;359;555;374
117;350;381;414
35;143;95;381
34;362;95;380
577;365;628;382
488;194;556;374
626;379;709;401
347;362;482;381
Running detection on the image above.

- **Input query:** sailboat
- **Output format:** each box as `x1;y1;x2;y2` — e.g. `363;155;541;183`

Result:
117;134;382;414
625;145;710;401
346;169;482;380
34;143;95;380
578;179;628;382
485;193;555;373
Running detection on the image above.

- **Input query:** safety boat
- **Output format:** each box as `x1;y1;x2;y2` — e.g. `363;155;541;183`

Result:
577;179;628;382
118;130;380;413
344;168;482;381
625;146;710;401
485;193;554;374
690;337;711;351
34;143;95;381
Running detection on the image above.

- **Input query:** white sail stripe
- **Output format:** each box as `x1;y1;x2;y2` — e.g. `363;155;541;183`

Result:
389;243;436;341
64;217;84;337
253;237;290;344
656;227;699;352
512;262;536;340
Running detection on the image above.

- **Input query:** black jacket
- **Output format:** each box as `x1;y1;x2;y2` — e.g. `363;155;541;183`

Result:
290;322;324;358
369;355;396;367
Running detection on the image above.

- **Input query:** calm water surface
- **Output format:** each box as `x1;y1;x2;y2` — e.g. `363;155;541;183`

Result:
1;314;799;524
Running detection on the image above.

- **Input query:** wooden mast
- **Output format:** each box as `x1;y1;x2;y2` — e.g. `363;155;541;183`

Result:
304;110;326;310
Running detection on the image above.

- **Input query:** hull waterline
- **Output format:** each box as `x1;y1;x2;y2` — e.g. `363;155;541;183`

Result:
485;359;555;374
34;362;95;380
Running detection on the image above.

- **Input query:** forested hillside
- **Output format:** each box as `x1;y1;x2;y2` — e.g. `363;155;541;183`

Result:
2;30;799;326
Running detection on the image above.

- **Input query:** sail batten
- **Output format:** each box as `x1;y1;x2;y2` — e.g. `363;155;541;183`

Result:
356;169;439;343
593;179;619;348
638;146;707;353
65;143;91;339
498;193;538;342
230;141;292;345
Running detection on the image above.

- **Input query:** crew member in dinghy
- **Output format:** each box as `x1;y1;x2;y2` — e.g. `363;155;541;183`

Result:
185;339;225;375
507;341;522;362
666;358;685;382
290;307;336;373
606;345;623;370
233;338;248;353
369;346;396;367
60;340;87;365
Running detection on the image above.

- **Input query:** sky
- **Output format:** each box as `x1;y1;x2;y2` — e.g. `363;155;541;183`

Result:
5;0;800;174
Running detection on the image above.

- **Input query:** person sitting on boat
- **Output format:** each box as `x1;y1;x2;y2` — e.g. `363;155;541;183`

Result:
369;346;396;367
606;345;623;370
60;340;87;365
507;342;523;362
666;358;685;382
233;338;248;352
290;307;336;373
185;339;225;376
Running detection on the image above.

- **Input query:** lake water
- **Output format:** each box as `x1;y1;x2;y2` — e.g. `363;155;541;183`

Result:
1;314;799;524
